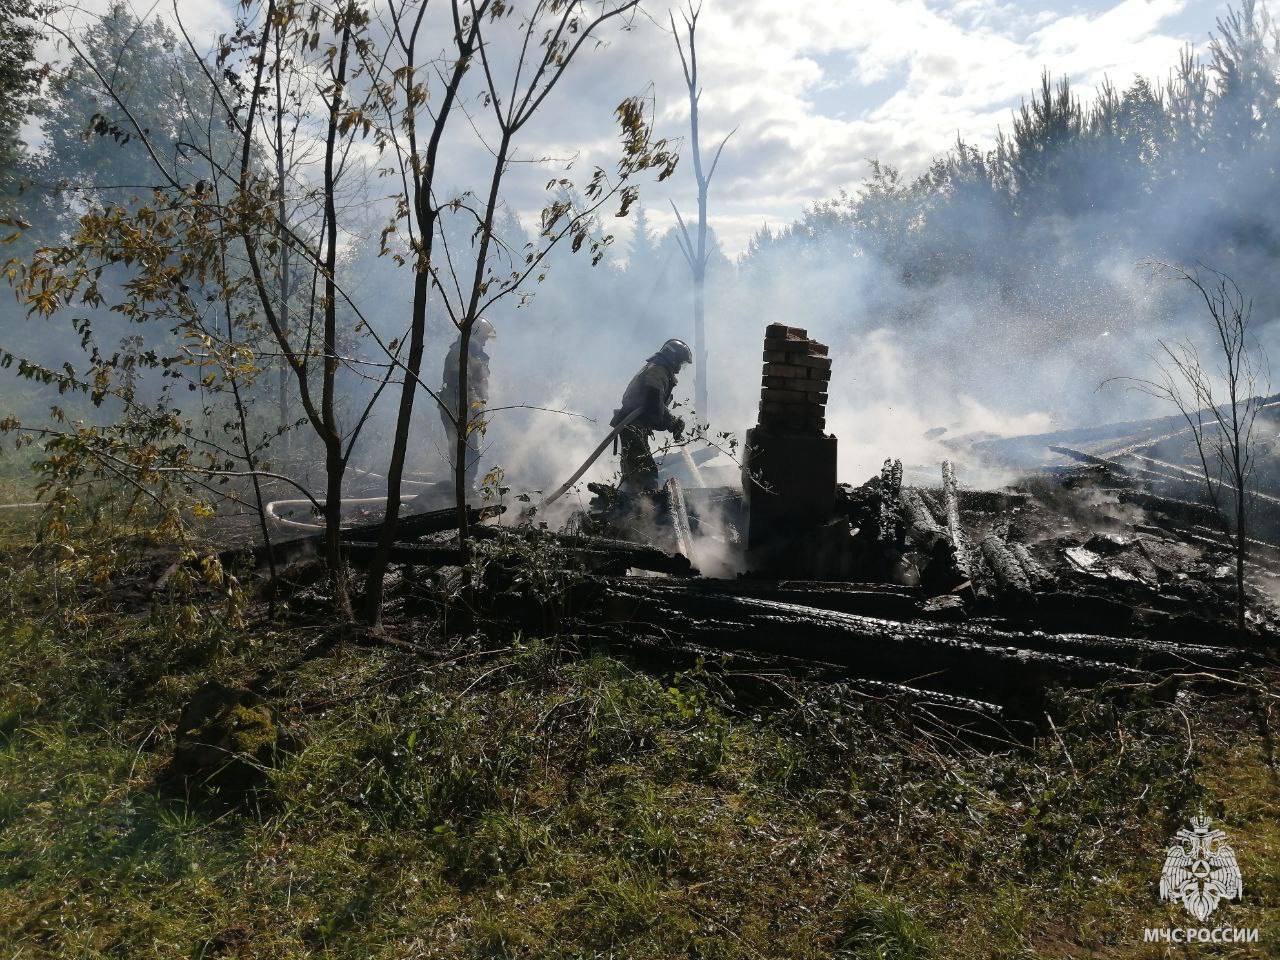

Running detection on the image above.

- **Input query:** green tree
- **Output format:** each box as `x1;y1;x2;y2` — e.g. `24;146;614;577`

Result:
35;4;219;231
1209;0;1280;155
0;0;43;218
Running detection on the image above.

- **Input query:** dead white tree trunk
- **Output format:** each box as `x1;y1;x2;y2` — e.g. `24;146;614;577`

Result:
670;2;734;426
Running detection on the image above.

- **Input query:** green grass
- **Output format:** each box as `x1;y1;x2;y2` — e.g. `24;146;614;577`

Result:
1;518;1278;958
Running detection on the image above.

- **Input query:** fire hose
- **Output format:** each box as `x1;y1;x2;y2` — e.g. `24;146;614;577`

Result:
263;469;449;531
264;494;423;532
536;408;642;510
266;409;655;525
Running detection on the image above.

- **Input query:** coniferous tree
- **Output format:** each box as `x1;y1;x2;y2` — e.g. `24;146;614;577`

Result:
628;199;655;272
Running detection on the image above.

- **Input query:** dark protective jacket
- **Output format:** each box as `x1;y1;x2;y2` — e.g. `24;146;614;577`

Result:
441;336;490;417
612;354;680;431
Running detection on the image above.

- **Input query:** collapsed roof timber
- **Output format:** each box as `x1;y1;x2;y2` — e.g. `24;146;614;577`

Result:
239;326;1278;733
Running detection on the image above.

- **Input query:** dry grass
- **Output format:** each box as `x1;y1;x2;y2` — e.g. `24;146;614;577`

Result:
0;516;1277;958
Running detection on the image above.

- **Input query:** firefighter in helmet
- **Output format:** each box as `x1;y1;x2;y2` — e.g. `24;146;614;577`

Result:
440;317;495;492
612;338;693;493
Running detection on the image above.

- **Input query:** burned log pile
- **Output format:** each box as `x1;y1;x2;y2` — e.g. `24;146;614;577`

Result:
244;464;1274;726
554;455;1269;722
245;331;1278;730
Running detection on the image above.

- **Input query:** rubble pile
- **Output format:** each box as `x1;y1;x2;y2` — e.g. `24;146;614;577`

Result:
575;457;1271;725
243;338;1278;731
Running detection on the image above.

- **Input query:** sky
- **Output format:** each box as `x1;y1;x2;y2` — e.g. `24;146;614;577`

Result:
523;0;1229;256
46;0;1229;255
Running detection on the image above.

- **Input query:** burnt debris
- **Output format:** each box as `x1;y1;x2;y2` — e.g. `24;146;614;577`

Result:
247;335;1278;727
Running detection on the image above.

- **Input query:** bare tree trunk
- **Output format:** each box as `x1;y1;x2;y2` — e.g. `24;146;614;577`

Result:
206;102;279;599
691;73;709;422
359;11;481;624
1237;504;1247;630
453;128;515;555
321;13;354;620
1231;399;1248;631
670;5;733;425
274;26;291;461
232;372;278;591
360;269;430;623
453;323;474;549
692;250;707;424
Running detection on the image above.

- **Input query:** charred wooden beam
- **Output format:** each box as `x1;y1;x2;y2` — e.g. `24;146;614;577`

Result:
596;575;921;620
344;541;466;566
980;535;1032;596
565;548;690;576
879;458;904;545
220;504;505;572
925;487;1029;514
470;526;696;577
347;503;505;542
915;487;945;520
600;584;1150;704
837;677;1009;723
341;528;694;577
948;618;1243;669
902;488;946;551
587;624;1016;734
555;535;695;576
1009;542;1057;591
902;486;969;591
598;581;1245;677
941;460;973;580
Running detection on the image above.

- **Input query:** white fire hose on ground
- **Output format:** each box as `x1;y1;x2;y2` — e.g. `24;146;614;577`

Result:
265;494;422;532
267;408;654;527
264;469;450;532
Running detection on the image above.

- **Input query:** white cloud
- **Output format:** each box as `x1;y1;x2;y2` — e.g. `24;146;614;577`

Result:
589;0;1219;255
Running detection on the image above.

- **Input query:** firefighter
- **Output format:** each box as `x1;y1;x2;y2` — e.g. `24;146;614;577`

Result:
612;338;693;493
439;317;495;492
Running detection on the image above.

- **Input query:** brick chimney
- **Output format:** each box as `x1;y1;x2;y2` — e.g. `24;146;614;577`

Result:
742;324;838;550
758;324;830;433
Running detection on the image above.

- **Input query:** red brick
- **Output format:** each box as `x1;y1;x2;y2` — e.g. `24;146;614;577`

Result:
791;354;831;371
761;400;824;418
761;388;815;404
761;362;809;379
762;376;823;392
764;324;808;340
763;361;832;380
764;335;813;351
759;415;826;435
